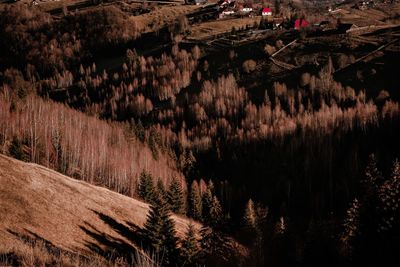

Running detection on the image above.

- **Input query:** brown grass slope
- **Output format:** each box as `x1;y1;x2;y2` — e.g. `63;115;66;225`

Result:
0;154;198;260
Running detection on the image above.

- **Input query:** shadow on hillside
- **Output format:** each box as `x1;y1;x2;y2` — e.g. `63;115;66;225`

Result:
7;229;65;254
79;210;146;262
4;229;90;264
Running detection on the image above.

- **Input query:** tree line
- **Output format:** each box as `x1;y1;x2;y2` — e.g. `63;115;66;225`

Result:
0;89;183;197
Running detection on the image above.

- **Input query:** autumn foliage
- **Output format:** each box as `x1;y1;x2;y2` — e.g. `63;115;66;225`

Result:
0;90;183;197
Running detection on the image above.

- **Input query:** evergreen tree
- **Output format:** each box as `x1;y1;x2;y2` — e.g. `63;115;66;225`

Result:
243;199;257;242
199;225;227;266
8;136;27;161
363;154;383;193
245;202;268;266
135;120;145;143
157;178;166;199
209;196;223;227
275;216;287;235
207;179;215;193
378;160;400;234
142;195;179;266
340;198;360;258
202;188;213;223
243;199;256;229
189;180;202;220
138;170;156;204
181;222;200;265
179;149;196;177
167;177;186;214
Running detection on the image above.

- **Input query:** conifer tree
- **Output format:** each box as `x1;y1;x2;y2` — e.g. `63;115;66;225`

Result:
209;196;223;227
207;179;215;193
275;216;287;235
378;160;400;233
243;199;257;241
199;224;226;265
142;194;179;266
135;120;145;143
340;198;360;257
364;154;383;192
202;188;213;223
8;136;27;161
243;199;256;229
181;222;200;265
185;150;196;176
167;177;186;214
157;178;166;200
138;170;156;204
189;180;202;220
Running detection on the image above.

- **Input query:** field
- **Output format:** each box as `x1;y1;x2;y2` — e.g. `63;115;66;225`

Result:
0;155;199;258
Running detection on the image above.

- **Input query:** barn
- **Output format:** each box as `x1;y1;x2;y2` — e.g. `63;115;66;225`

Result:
262;7;272;16
294;18;309;29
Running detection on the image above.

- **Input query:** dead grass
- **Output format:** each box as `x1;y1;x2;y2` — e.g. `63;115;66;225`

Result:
131;5;199;33
188;17;261;40
37;0;86;11
0;154;200;262
334;3;400;27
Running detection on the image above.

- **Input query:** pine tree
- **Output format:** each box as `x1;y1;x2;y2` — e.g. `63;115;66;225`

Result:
167;177;186;214
138;170;156;204
199;225;226;265
275;216;287;235
364;154;383;192
160;208;180;266
148;127;160;160
183;149;196;176
340;198;360;257
157;178;166;199
243;199;257;242
378;160;400;234
207;179;215;193
135;120;145;143
189;180;202;220
142;196;165;250
8;136;27;161
243;199;256;229
209;196;222;227
142;195;179;266
181;222;200;265
202;188;213;223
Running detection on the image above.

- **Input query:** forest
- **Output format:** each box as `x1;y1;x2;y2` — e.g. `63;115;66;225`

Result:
1;1;400;266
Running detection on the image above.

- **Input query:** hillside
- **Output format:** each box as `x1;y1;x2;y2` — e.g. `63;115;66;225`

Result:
0;154;198;264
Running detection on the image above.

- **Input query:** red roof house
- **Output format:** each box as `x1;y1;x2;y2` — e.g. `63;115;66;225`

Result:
294;18;309;29
262;7;272;16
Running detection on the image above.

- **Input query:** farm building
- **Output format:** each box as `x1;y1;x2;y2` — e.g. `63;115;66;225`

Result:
294;18;309;29
262;7;272;16
241;3;253;13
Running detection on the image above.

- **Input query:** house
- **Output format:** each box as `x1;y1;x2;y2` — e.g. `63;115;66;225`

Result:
219;0;235;8
222;9;235;16
262;7;272;16
294;18;309;29
241;3;253;13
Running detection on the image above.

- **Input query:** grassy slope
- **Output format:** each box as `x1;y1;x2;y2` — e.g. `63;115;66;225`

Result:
0;154;198;257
